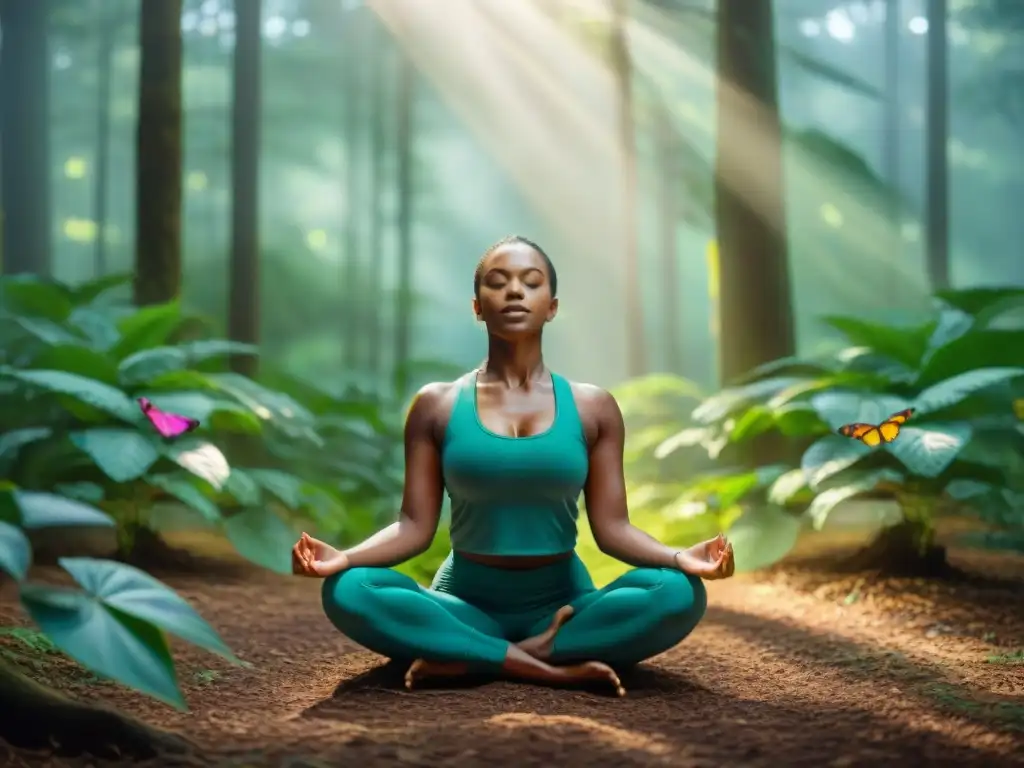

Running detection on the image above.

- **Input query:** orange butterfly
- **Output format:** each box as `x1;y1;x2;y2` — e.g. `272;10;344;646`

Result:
837;408;914;447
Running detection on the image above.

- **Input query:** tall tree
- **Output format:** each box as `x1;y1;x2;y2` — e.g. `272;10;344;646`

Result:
714;0;794;384
92;0;117;277
0;0;52;275
134;0;183;305
367;18;386;380
609;0;645;376
654;101;682;374
227;0;263;376
392;53;415;398
925;0;950;289
341;6;365;370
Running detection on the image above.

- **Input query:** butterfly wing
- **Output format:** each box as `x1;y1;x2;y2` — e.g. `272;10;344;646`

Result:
174;443;230;490
839;422;882;447
878;408;914;443
143;404;200;438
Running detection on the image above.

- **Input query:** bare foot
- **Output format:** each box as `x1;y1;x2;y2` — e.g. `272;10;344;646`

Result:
559;661;627;697
516;605;575;660
404;658;470;690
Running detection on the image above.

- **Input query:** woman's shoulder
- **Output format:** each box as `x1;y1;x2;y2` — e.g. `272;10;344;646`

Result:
565;378;620;418
405;372;476;428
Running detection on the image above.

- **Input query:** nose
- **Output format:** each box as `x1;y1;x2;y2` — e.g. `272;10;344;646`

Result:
504;279;525;299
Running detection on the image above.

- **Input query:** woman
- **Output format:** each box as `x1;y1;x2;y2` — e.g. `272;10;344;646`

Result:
292;235;735;696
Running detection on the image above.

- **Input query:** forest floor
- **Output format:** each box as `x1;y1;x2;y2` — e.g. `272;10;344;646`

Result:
1;532;1023;768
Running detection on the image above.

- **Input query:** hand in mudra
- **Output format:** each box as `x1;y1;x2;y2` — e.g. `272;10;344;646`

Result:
291;532;349;578
676;533;735;580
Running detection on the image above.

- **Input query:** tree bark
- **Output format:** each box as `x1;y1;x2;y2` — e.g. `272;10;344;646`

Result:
393;54;415;398
92;0;116;277
714;0;795;385
134;0;184;305
0;659;189;758
609;0;645;377
0;0;52;275
655;102;682;374
228;0;262;377
924;0;949;290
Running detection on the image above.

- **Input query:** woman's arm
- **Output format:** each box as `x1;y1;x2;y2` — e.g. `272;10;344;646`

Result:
581;387;681;569
341;383;448;568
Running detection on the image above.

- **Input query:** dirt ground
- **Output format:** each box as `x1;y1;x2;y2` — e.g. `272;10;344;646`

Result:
1;535;1023;768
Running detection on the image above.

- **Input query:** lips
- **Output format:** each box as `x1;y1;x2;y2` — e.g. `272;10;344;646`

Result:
501;305;529;314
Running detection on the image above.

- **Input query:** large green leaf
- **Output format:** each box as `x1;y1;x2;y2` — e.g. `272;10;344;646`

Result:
726;506;802;572
0;520;31;580
810;391;911;430
821;316;931;368
110;302;184;360
2;369;138;422
974;293;1024;330
247;469;304;509
916;331;1024;387
885;424;971;478
5;315;83;346
921;308;974;360
69;272;132;305
28;344;120;386
914;368;1024;414
11;490;114;529
53;482;105;503
21;557;239;708
222;468;262;506
223;507;296;574
118;347;188;386
67;306;122;351
691;377;803;424
806;468;904;529
207;373;316;432
935;286;1024;316
69;429;162;482
800;434;872;489
0;276;73;321
146;474;221;524
0;427;51;462
768;468;808;505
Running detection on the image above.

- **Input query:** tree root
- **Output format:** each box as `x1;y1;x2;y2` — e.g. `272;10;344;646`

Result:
0;661;191;759
838;521;960;579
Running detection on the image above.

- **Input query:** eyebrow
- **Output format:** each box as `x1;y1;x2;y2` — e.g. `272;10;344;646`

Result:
484;266;544;278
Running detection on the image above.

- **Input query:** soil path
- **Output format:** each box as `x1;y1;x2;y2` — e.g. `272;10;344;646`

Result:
2;549;1023;768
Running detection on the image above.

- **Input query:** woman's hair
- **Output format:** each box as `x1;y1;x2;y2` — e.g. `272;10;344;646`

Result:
473;235;558;299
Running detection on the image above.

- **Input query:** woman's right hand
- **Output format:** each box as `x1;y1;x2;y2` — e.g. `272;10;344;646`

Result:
292;532;349;578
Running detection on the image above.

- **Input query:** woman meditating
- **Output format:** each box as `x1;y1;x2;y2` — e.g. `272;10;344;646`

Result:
291;235;735;695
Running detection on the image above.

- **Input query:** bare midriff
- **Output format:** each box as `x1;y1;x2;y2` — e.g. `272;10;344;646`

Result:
456;551;573;570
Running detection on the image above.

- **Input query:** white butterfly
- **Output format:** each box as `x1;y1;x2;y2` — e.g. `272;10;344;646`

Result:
169;441;231;490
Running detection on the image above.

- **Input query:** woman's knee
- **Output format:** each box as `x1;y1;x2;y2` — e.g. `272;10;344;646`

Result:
655;569;707;627
321;567;389;630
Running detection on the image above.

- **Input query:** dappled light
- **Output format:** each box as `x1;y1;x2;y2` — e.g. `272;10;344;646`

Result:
1;0;1022;765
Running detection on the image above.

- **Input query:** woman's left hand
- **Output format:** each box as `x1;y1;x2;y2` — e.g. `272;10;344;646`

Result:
674;533;735;580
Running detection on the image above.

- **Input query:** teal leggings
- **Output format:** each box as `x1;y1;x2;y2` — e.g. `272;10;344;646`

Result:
321;551;707;671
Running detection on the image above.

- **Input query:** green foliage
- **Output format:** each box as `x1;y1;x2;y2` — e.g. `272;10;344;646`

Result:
0;484;238;707
644;287;1024;569
0;272;354;571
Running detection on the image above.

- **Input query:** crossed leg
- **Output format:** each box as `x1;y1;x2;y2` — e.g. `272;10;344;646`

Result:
321;567;623;692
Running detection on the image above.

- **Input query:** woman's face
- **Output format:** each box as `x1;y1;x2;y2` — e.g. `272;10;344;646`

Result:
473;242;558;339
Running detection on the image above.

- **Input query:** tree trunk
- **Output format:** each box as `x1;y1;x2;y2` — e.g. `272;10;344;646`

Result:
0;0;52;275
367;17;386;381
924;0;949;290
714;0;795;385
134;0;184;305
609;0;645;377
92;0;116;277
883;0;902;302
0;659;189;758
393;54;415;398
227;0;262;377
342;7;365;370
655;102;682;374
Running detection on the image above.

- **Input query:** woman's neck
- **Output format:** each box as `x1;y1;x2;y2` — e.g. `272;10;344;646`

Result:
481;335;546;388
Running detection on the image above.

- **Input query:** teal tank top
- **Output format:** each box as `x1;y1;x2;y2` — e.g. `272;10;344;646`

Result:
441;372;589;556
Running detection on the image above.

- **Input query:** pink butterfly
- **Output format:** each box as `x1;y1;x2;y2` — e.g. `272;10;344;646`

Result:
138;397;200;438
